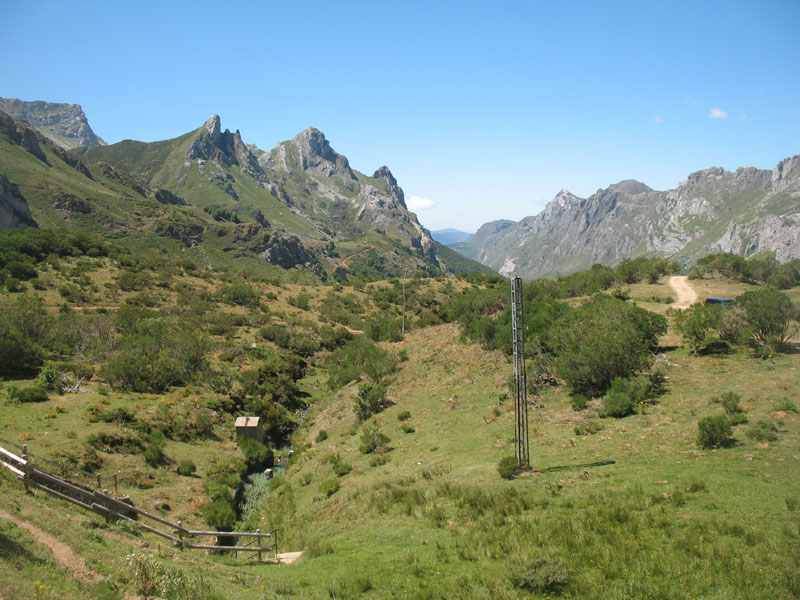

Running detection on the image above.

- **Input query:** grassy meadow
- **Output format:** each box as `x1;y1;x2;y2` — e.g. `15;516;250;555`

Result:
1;246;799;598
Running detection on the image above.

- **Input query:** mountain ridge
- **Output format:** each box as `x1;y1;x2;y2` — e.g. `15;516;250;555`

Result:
462;157;800;278
1;107;492;279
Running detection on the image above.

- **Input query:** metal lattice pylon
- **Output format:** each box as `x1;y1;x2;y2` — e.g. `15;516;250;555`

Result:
511;276;530;468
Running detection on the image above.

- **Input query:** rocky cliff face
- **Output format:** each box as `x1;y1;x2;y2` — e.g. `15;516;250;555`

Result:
0;98;105;150
0;173;37;229
468;156;800;278
186;115;268;184
258;126;438;267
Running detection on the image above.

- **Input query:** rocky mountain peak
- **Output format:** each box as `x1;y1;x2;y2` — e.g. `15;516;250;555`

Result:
553;189;580;207
203;114;222;139
607;179;652;195
186;115;267;184
289;127;356;180
772;154;800;191
372;165;397;186
0;97;105;150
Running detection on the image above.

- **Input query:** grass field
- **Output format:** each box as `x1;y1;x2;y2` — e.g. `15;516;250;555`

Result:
1;274;798;599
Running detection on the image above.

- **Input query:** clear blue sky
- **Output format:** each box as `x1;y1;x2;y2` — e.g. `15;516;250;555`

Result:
3;0;799;231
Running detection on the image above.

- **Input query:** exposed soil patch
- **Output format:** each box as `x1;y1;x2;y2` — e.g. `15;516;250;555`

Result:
0;509;100;584
341;244;376;269
668;275;698;309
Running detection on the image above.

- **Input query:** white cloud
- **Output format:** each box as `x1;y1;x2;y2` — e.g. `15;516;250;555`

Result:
653;115;664;124
709;107;729;120
407;196;434;211
684;96;697;105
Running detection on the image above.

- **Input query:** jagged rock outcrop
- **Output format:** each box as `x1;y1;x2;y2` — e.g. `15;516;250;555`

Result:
154;222;204;246
270;127;357;180
95;162;147;195
258;233;317;270
152;189;186;206
0;98;105;149
468;155;800;278
0;173;37;229
186;115;268;184
0;110;47;162
51;192;93;214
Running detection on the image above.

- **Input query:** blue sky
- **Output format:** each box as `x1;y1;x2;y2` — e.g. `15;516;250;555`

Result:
2;0;799;231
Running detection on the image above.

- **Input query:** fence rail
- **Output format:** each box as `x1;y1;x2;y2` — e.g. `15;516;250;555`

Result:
0;443;279;562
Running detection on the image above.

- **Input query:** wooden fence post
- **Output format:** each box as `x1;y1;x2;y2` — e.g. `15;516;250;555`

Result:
114;472;119;495
256;529;262;562
174;521;184;549
21;445;30;493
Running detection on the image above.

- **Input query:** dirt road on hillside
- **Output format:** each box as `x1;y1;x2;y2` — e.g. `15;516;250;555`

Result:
668;276;698;310
0;509;100;584
340;244;376;269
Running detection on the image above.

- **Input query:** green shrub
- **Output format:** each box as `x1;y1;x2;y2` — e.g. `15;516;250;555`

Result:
315;430;329;443
201;499;236;531
320;478;340;497
144;431;167;467
238;437;273;474
369;454;390;467
574;420;604;436
508;557;568;593
736;288;799;357
673;303;722;354
569;394;589;411
86;431;143;454
6;385;49;403
401;423;415;434
552;295;666;396
332;461;352;477
774;397;798;413
354;382;387;421
219;282;260;307
287;292;311;310
497;455;519;480
718;391;743;416
359;425;390;454
397;410;411;422
602;388;635;418
177;460;196;476
324;337;399;390
601;376;655;418
697;415;734;449
746;420;778;442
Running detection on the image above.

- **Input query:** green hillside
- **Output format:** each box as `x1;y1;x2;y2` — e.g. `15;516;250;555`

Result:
1;234;798;598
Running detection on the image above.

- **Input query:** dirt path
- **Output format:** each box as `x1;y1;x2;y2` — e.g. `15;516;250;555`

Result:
0;509;100;584
340;244;376;269
668;275;698;310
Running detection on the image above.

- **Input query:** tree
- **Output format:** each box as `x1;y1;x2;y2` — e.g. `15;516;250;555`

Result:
736;289;798;357
673;303;722;354
552;295;667;396
354;382;387;421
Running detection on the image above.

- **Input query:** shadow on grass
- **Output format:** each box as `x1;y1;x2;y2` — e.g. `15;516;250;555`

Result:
532;460;616;474
698;341;733;356
0;525;47;567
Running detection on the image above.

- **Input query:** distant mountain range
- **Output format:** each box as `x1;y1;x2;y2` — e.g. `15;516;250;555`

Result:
453;160;800;278
431;229;474;245
0;99;494;280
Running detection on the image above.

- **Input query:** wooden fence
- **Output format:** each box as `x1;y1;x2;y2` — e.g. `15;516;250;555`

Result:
0;443;279;562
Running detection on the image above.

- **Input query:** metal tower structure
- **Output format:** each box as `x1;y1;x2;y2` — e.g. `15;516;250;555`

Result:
511;276;530;468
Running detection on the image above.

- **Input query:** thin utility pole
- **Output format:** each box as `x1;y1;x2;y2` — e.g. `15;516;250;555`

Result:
511;276;530;468
401;265;408;335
